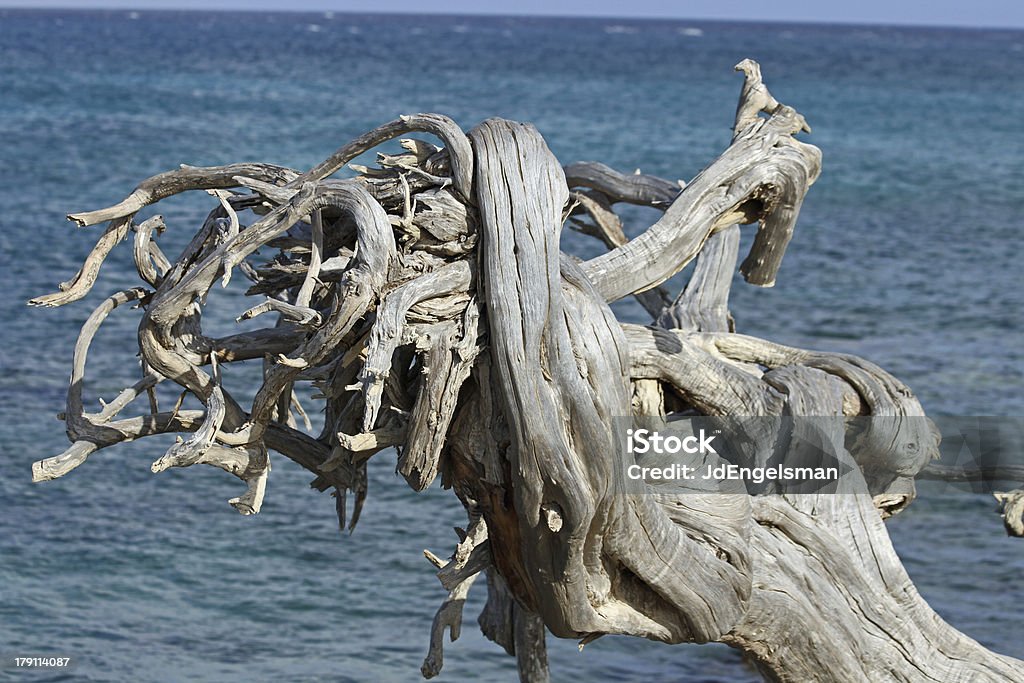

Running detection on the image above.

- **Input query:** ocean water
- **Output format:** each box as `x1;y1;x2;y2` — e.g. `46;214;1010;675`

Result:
1;10;1022;682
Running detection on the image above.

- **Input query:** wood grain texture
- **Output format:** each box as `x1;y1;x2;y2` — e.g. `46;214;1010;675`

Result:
29;61;1020;681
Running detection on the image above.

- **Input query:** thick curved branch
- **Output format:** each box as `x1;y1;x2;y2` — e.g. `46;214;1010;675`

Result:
292;113;474;202
470;117;750;643
581;66;820;301
569;189;671;318
66;288;151;424
67;162;298;227
656;225;739;332
28;217;133;307
622;323;781;416
563;161;680;208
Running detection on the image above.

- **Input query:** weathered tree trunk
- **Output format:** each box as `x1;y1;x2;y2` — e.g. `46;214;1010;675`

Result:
30;61;1022;681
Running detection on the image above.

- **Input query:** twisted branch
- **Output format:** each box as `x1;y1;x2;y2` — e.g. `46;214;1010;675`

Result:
29;62;1019;682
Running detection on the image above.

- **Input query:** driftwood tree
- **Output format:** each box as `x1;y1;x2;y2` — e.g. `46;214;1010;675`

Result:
30;61;1024;681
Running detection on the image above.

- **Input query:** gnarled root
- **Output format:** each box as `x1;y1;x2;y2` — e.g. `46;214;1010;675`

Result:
30;61;1020;682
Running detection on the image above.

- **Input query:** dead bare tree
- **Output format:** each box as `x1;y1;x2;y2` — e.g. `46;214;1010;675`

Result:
29;61;1023;682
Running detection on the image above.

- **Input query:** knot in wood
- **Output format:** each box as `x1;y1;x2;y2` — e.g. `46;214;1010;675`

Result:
541;503;563;533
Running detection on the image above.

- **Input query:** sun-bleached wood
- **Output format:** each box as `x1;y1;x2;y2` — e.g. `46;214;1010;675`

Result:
29;61;1021;682
995;490;1024;536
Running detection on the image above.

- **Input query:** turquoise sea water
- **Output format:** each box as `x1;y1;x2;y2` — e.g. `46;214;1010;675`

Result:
1;10;1022;682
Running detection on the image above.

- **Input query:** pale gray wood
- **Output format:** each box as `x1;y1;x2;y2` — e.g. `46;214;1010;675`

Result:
132;214;169;287
656;225;740;332
994;490;1024;536
564;161;680;208
399;303;482;491
421;571;478;679
568;188;672;318
582;63;820;300
294;113;474;202
28;64;1022;682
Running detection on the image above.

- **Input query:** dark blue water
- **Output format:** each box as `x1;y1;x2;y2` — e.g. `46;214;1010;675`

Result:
1;10;1022;682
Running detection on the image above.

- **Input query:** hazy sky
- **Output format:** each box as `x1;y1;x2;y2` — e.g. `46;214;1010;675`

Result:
4;0;1023;29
